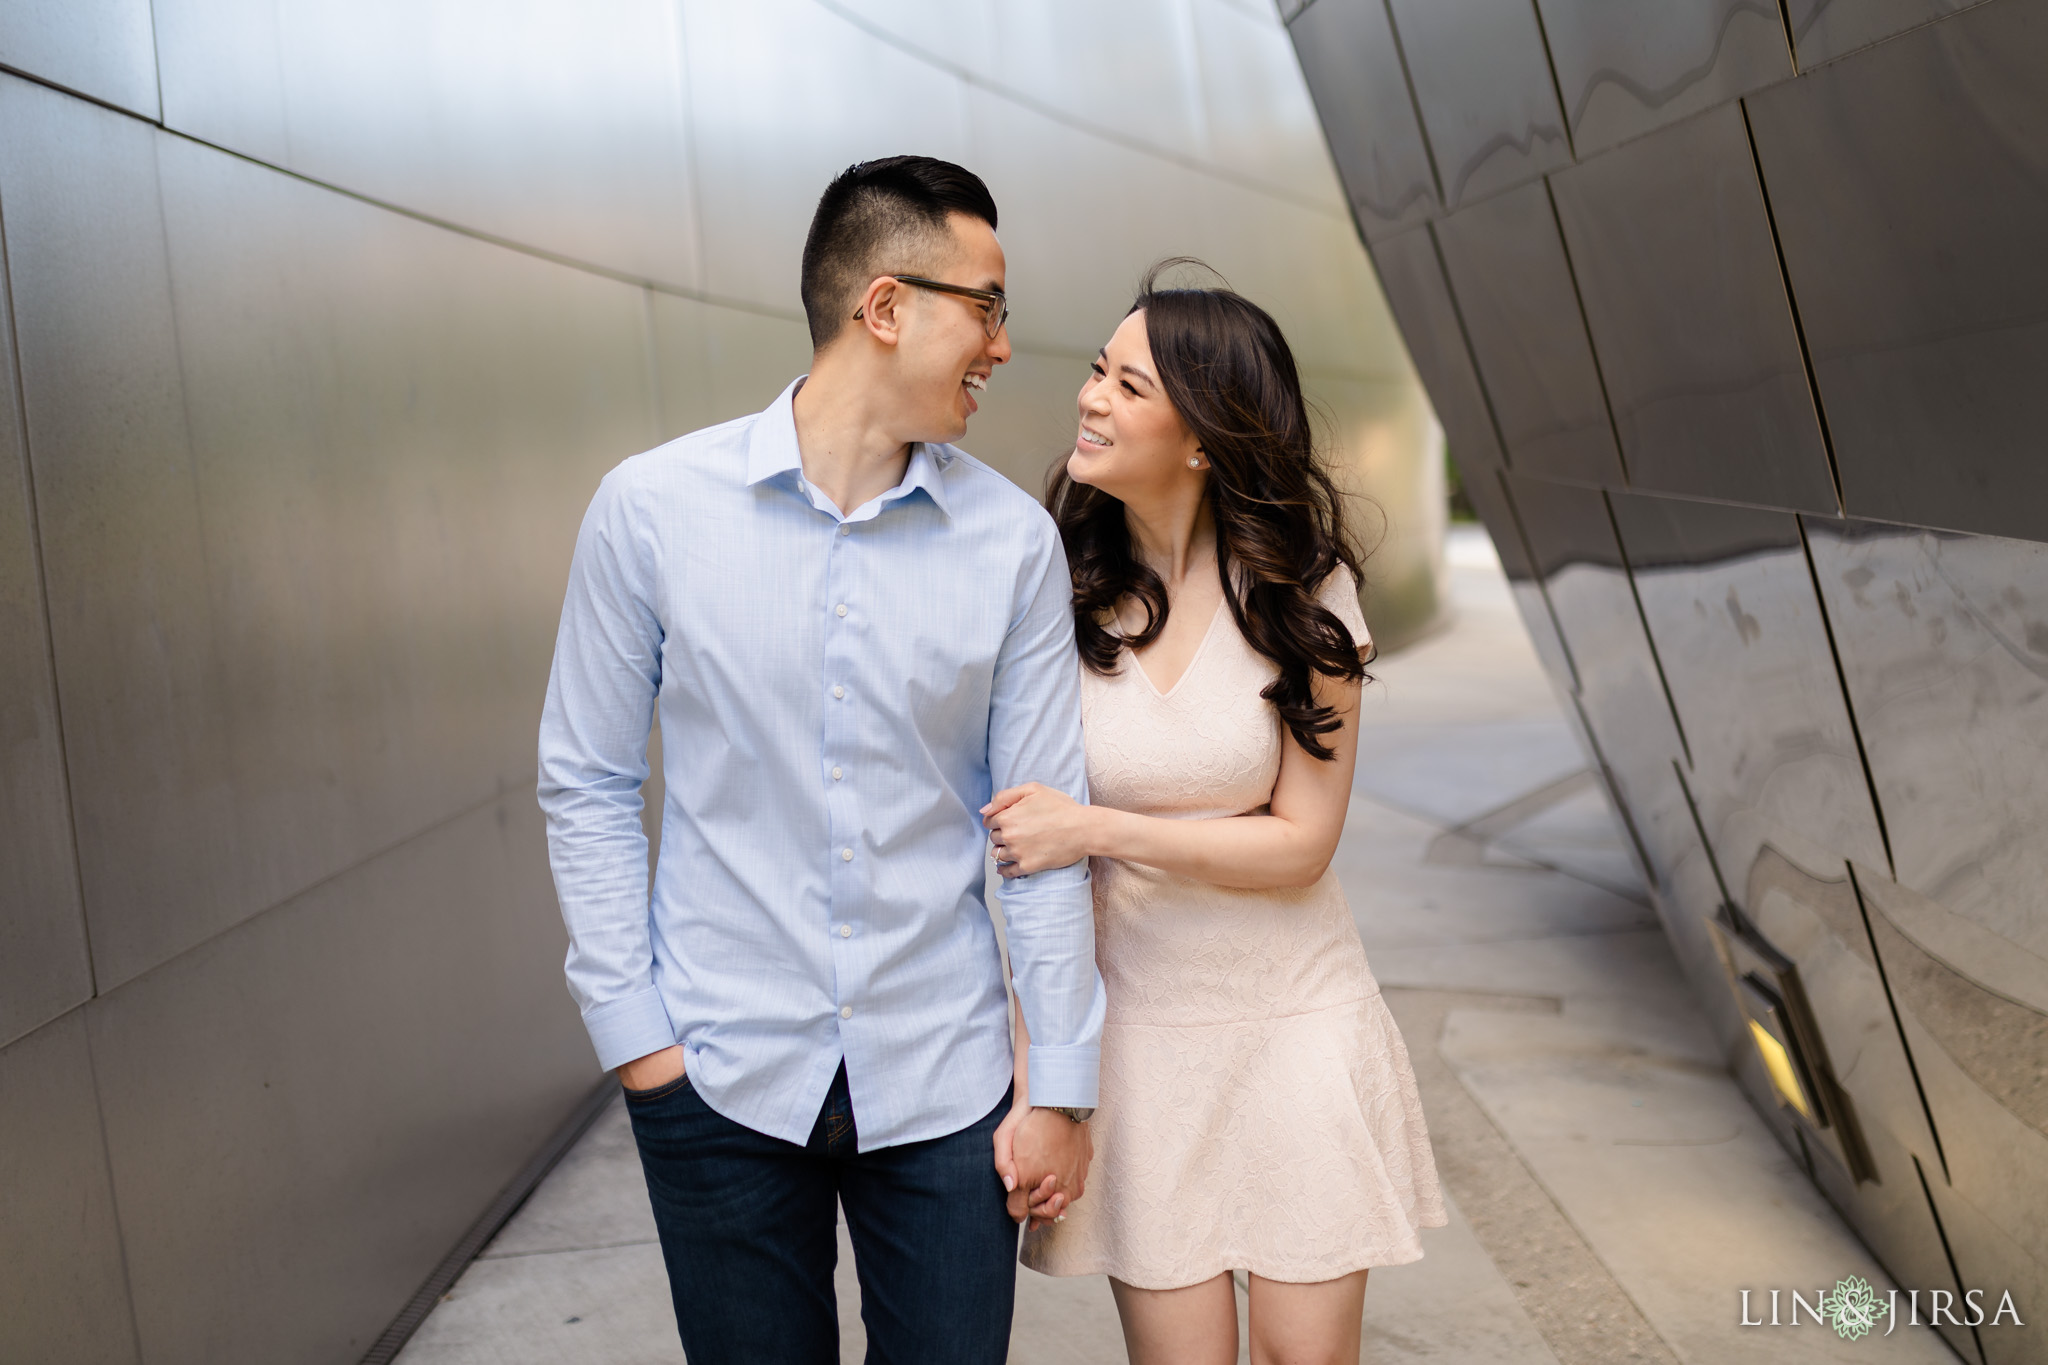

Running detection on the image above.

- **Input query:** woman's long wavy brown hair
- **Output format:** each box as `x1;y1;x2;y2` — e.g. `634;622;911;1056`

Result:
1046;262;1369;760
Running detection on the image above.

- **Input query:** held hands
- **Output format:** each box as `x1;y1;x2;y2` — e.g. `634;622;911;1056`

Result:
993;1102;1092;1230
981;783;1095;878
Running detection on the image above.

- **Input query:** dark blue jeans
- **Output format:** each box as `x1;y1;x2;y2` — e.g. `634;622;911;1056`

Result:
623;1063;1017;1364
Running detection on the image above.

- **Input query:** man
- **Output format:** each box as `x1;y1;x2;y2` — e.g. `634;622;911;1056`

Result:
537;156;1102;1363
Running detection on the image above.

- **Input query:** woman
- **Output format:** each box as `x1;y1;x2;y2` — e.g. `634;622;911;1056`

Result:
986;268;1444;1365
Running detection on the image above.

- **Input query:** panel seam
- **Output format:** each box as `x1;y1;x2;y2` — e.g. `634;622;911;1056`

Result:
1525;0;1578;160
1603;491;1693;769
80;1013;149;1364
96;781;529;998
1738;97;1843;514
0;179;98;1000
1911;1153;1989;1365
1849;865;1950;1184
1426;224;1515;464
1380;0;1447;208
1492;469;1580;690
1794;515;1897;877
1542;176;1628;481
1673;760;1734;910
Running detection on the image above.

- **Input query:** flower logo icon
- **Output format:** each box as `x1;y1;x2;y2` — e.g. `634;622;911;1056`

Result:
1820;1275;1883;1340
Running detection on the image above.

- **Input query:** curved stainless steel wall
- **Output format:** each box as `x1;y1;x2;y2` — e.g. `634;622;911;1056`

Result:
0;3;1430;1361
1287;1;2047;1359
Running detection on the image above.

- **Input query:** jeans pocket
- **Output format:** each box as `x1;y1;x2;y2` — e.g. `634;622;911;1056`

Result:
622;1070;692;1104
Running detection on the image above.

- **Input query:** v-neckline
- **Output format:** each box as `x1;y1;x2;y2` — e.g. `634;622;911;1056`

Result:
1130;594;1228;700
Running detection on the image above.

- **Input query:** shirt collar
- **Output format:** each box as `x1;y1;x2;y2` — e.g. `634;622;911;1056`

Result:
745;375;954;520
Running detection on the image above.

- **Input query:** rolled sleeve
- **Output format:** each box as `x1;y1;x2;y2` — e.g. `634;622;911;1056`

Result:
988;521;1106;1109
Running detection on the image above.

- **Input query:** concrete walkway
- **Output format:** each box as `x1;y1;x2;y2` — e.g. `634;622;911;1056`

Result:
396;527;1959;1364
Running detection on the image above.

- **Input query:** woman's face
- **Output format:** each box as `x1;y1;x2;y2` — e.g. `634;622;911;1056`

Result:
1066;310;1203;501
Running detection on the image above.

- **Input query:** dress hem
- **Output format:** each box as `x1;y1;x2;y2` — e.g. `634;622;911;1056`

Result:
1019;1218;1444;1291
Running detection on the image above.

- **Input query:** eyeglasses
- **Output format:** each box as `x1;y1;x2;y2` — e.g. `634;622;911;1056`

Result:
856;275;1010;339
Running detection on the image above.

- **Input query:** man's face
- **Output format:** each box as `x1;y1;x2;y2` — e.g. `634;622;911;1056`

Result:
887;213;1011;445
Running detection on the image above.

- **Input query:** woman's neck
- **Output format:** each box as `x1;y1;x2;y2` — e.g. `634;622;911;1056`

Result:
1124;492;1217;588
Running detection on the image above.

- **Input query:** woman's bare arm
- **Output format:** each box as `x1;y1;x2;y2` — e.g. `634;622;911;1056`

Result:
983;670;1362;890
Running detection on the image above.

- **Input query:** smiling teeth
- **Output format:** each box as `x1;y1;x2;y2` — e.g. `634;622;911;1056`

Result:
964;373;986;391
1080;427;1112;447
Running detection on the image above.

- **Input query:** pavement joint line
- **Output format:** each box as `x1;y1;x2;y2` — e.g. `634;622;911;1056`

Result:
1383;987;1685;1365
476;1238;663;1262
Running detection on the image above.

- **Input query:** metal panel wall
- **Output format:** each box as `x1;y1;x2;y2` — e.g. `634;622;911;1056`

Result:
1291;0;2048;1338
0;3;1434;1360
153;0;703;287
1433;179;1623;486
0;211;90;1048
1746;2;2048;544
0;0;159;117
1287;0;1441;238
1535;0;1790;158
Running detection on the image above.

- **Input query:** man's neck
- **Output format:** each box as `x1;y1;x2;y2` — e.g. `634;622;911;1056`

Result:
791;361;916;517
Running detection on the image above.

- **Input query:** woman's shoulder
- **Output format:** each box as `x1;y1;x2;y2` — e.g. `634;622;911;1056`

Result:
1312;563;1372;653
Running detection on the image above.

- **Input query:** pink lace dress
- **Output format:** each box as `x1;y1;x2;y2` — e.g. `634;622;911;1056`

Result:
1020;568;1444;1289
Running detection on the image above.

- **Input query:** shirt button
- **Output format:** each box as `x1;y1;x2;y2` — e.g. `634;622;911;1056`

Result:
841;847;854;861
831;766;843;780
840;1005;854;1019
840;924;853;938
833;685;845;700
835;603;848;617
838;524;851;536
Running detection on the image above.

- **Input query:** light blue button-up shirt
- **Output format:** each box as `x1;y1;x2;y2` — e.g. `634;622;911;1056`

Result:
538;378;1104;1149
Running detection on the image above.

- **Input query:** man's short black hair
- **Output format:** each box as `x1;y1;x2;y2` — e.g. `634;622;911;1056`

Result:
800;156;999;350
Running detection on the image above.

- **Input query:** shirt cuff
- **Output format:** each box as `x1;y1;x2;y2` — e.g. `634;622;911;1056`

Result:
1026;1044;1101;1110
583;987;678;1073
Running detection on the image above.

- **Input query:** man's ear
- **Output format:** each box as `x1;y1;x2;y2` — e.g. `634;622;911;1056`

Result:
850;275;905;348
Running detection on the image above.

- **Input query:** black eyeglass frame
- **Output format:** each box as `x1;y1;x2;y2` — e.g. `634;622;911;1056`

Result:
855;274;1010;339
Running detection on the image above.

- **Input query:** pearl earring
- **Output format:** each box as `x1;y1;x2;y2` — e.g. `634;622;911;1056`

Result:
1188;457;1202;468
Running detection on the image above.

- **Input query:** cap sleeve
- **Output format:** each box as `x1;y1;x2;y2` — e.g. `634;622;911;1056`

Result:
1316;564;1373;654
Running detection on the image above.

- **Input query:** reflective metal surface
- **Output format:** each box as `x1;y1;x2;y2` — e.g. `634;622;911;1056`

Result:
1286;0;1441;238
1295;0;2048;1313
0;0;159;118
1858;870;2048;1365
1369;226;1504;472
2;81;657;990
1782;0;1993;70
1607;494;1884;882
1503;475;1686;811
1804;521;2048;982
0;245;90;1049
154;0;703;287
88;795;588;1364
1534;0;1789;158
0;78;242;992
1386;0;1570;207
0;1013;138;1365
156;124;655;948
1549;104;1835;513
1748;1;2048;543
1433;180;1624;486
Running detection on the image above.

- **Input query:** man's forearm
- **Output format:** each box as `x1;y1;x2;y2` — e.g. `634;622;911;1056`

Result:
1001;865;1105;1110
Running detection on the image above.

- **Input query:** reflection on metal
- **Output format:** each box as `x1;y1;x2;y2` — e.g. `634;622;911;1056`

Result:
1713;904;1875;1182
1293;0;2048;1344
1748;1001;1813;1121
